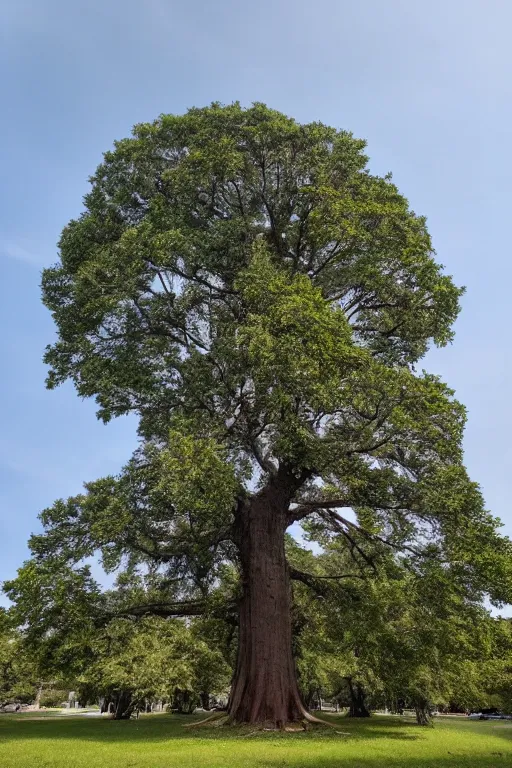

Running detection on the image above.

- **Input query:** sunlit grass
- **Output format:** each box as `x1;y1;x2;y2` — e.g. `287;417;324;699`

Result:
0;713;511;767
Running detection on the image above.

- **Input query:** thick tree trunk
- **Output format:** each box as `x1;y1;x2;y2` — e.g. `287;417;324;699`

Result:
347;679;371;718
228;484;308;727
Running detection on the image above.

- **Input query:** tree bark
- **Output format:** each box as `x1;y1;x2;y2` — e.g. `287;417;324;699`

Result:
227;481;309;727
347;679;371;718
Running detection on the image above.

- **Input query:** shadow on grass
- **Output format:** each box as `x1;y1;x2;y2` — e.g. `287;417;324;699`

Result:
266;758;512;767
0;714;424;744
0;715;512;768
1;716;511;768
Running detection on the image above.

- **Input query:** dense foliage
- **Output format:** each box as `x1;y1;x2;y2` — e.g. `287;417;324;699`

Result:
5;103;511;725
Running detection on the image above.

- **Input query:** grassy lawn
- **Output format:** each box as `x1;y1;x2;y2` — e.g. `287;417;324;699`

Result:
0;713;511;768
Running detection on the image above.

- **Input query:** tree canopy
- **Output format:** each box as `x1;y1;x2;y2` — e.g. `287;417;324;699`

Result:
6;102;511;727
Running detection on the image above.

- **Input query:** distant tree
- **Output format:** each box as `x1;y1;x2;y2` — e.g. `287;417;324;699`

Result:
4;562;231;719
483;618;512;714
0;630;39;706
80;617;229;719
13;102;511;726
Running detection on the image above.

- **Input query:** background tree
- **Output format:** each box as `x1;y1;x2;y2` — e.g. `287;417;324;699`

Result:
483;619;512;714
81;617;229;719
288;535;507;724
19;102;511;727
4;562;231;719
0;631;38;707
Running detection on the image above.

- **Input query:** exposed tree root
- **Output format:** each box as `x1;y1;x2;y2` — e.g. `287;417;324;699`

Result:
302;711;338;729
183;710;345;734
183;712;228;728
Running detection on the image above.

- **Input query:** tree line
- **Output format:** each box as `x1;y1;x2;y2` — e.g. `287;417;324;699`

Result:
2;549;512;723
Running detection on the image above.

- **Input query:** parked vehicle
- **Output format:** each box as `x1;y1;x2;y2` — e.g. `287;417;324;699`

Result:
468;708;512;720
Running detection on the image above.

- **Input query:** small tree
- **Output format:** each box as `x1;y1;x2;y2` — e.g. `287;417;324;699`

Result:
15;103;511;727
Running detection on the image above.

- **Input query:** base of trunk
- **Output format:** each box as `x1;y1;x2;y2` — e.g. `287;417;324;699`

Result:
347;680;370;718
415;703;433;726
108;690;136;720
185;709;335;732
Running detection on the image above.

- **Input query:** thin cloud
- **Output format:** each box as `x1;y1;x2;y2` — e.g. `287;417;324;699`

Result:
1;240;48;268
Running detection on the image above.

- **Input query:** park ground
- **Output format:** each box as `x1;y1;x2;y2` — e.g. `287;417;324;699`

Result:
0;714;511;768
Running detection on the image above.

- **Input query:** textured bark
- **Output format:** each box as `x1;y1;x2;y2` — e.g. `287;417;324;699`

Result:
228;481;309;727
347;679;371;718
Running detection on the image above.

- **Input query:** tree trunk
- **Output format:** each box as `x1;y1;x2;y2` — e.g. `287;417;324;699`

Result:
34;684;43;711
173;689;196;714
302;688;315;711
414;699;432;726
347;679;370;718
228;484;308;727
111;690;135;720
200;692;211;711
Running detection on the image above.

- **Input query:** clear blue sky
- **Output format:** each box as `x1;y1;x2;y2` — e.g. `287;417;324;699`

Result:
1;0;511;603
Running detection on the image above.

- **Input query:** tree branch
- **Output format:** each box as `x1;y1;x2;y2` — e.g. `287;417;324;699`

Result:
326;508;423;558
289;567;329;597
97;600;207;623
288;498;350;523
318;510;378;573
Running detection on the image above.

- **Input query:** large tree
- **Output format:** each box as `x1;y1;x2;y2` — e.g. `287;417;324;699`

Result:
33;103;511;727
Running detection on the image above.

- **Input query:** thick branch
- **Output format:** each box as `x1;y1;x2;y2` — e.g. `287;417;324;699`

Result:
288;498;350;523
289;567;329;597
249;434;278;476
97;600;206;623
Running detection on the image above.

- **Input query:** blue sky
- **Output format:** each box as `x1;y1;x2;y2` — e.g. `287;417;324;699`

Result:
1;0;511;604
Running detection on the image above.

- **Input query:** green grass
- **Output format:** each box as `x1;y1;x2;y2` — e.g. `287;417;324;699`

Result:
0;713;511;767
